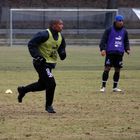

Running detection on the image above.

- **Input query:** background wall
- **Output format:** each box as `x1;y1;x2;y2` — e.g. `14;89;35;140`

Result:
0;0;140;8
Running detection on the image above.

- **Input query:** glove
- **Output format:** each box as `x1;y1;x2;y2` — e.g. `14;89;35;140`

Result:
59;52;66;60
34;56;46;65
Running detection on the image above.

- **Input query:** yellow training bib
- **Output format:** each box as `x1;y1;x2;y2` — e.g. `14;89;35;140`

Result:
39;29;62;63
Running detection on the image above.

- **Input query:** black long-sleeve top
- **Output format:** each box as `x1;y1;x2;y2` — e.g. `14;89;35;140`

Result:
28;27;66;68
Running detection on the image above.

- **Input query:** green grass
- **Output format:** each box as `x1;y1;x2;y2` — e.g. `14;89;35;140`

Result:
0;45;140;140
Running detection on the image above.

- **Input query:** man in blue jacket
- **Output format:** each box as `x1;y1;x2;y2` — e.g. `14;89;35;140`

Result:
17;19;66;113
99;15;130;92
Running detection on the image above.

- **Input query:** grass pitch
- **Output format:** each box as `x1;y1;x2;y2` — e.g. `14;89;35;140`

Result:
0;45;140;140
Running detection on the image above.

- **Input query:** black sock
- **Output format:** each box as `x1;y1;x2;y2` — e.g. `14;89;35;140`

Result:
113;72;120;88
113;82;118;88
102;71;109;87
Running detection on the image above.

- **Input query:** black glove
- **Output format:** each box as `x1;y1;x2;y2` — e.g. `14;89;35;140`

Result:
59;51;66;60
34;56;46;65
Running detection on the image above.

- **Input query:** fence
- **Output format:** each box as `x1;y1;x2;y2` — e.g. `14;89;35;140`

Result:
0;8;140;46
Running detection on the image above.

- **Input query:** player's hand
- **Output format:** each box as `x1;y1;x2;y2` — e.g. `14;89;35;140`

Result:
101;50;106;56
59;51;66;60
126;50;130;55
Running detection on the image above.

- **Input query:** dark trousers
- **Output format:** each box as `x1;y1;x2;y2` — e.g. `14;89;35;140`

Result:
25;61;56;107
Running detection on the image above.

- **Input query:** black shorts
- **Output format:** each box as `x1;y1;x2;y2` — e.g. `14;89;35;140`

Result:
105;54;123;68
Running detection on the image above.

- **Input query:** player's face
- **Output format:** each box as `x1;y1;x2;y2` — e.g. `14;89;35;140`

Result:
115;20;124;28
53;20;64;32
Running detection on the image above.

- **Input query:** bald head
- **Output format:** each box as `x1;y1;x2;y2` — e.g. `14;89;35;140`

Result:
49;19;64;32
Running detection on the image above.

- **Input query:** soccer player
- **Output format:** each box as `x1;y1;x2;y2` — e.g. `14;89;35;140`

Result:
99;15;130;92
17;19;66;113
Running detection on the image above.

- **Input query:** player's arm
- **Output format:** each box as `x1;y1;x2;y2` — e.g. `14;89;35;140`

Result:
57;35;66;60
124;30;130;55
99;28;110;56
28;31;49;58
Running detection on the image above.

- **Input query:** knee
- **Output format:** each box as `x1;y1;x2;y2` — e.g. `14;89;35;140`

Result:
104;66;111;72
115;68;120;73
103;70;109;76
104;70;109;74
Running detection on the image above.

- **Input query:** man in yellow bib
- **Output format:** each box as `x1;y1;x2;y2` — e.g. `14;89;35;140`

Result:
17;19;66;113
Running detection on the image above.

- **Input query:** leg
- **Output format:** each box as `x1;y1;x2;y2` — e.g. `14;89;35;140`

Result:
100;54;112;92
112;67;122;92
101;66;111;88
45;78;56;107
17;61;46;103
112;54;123;92
100;66;111;92
43;68;56;113
17;79;45;103
34;63;56;113
113;67;120;88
